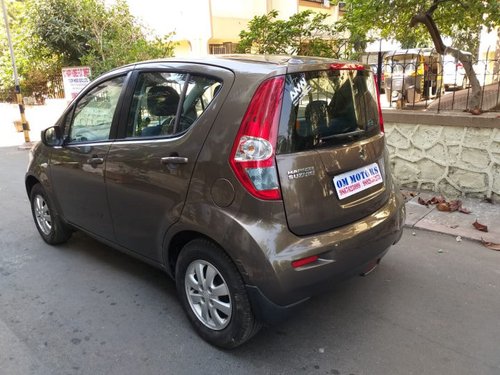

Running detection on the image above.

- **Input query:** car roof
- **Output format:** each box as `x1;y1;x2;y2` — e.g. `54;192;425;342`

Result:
107;54;368;77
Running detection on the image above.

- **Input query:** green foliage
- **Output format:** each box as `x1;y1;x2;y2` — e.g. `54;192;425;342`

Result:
0;0;177;101
336;0;500;53
236;10;354;59
27;0;90;65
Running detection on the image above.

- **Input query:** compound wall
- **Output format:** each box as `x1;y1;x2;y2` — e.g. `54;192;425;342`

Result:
384;111;500;200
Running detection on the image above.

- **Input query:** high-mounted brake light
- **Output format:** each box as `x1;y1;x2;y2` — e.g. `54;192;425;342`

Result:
330;63;365;70
230;76;285;200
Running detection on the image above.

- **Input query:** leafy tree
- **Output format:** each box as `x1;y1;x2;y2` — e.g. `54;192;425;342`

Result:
27;0;177;77
408;0;499;113
335;0;499;54
27;0;90;65
336;0;499;112
0;0;176;101
236;10;353;59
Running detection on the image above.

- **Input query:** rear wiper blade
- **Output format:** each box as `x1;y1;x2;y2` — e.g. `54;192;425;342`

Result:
319;129;365;141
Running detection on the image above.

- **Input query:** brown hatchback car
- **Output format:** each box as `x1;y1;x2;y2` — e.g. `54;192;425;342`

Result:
26;55;405;348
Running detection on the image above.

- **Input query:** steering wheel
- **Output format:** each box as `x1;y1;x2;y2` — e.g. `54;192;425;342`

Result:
160;115;194;135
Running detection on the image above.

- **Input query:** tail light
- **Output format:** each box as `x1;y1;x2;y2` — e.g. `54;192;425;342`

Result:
229;76;285;200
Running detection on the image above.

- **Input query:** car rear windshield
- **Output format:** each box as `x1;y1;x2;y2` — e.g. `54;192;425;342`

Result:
277;69;380;154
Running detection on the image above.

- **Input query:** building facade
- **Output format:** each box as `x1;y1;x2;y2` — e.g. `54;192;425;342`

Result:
126;0;345;56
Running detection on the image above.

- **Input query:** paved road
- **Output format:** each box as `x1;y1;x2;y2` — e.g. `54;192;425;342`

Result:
1;146;500;375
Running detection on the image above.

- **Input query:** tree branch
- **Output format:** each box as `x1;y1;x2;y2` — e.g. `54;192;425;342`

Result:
411;0;483;114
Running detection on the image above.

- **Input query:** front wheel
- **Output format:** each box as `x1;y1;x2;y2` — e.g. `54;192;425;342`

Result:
175;239;261;348
30;183;72;245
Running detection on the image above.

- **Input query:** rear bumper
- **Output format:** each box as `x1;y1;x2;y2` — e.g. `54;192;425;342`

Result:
246;249;391;325
245;191;405;323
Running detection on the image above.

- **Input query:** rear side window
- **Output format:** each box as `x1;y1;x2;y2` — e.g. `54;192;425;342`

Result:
126;72;221;138
277;69;380;154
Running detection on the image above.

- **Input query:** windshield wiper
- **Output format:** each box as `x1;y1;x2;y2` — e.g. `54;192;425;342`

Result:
319;129;365;142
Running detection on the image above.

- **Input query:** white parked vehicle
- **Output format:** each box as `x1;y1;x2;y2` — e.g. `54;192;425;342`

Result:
443;53;471;90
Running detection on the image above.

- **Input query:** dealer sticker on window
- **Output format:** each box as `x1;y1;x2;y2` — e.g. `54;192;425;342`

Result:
333;162;383;200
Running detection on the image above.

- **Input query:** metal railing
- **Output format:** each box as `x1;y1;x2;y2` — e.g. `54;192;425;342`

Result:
360;47;500;112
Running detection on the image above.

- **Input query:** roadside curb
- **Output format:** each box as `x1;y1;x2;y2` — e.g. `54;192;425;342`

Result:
403;191;500;245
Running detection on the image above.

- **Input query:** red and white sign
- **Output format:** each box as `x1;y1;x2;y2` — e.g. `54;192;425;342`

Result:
333;162;383;200
62;67;92;101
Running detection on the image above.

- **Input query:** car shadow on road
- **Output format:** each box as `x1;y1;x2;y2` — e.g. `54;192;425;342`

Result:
56;231;177;296
47;229;407;374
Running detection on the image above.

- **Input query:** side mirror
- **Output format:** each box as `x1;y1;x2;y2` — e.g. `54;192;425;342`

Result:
41;126;63;147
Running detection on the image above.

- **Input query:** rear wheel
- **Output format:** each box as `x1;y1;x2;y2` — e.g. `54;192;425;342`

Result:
30;183;72;245
175;239;261;348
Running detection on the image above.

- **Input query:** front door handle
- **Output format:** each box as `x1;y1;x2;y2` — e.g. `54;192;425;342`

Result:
160;156;189;165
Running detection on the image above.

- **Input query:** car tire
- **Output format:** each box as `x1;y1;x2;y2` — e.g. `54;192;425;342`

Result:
30;183;72;245
175;239;261;349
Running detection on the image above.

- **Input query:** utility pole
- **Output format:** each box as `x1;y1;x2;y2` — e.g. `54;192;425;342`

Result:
1;0;31;145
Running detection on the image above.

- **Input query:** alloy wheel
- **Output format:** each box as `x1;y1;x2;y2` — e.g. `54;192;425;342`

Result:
184;260;232;330
34;194;52;235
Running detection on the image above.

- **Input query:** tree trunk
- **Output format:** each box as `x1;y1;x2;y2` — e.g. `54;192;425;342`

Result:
410;12;482;114
445;47;482;112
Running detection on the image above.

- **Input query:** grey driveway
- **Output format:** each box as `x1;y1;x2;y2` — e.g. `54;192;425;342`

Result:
1;146;499;375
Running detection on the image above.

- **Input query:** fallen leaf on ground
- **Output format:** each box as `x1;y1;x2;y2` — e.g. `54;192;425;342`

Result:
448;200;462;212
472;220;488;232
437;202;450;211
418;197;429;207
430;196;446;205
401;191;418;202
481;239;500;251
416;196;471;214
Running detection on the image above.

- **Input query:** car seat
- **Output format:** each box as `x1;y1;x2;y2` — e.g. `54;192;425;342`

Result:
141;85;180;136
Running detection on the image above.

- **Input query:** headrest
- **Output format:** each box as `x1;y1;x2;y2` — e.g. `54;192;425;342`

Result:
147;85;180;117
305;100;329;127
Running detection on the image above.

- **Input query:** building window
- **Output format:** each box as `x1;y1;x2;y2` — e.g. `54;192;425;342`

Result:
209;42;237;55
301;0;331;6
338;2;346;16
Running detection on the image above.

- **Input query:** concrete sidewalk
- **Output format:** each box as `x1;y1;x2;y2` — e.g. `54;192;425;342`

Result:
405;191;500;245
428;83;500;111
0;100;67;148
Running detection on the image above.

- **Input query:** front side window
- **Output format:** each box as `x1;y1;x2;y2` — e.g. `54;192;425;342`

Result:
69;76;125;143
127;72;221;138
277;69;380;153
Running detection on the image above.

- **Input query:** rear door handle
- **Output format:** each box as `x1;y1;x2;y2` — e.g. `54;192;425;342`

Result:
87;157;104;166
161;156;189;165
